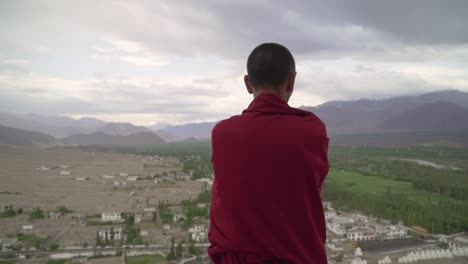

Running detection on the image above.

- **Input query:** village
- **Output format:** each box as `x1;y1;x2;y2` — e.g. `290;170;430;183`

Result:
0;147;212;263
323;202;468;264
0;147;467;264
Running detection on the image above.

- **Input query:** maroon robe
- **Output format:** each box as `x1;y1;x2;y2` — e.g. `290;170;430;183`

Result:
208;93;329;263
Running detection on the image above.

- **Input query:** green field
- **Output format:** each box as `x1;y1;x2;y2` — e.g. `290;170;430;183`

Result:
86;220;116;226
46;260;67;264
328;169;415;194
118;142;468;234
126;255;166;264
17;234;47;248
324;146;468;234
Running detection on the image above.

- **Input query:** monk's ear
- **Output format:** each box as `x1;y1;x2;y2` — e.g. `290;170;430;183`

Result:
244;75;254;94
286;72;296;93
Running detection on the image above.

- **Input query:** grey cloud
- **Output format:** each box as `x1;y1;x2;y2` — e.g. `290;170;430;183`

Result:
1;0;468;123
0;89;96;115
0;76;230;116
3;0;468;60
115;0;468;55
295;67;444;103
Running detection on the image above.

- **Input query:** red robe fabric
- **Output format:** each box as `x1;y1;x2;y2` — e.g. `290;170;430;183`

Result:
208;93;329;263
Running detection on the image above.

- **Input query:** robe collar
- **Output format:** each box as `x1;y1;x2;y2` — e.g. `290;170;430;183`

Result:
242;93;311;117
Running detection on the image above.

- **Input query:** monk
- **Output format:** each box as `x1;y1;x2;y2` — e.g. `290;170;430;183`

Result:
208;43;329;263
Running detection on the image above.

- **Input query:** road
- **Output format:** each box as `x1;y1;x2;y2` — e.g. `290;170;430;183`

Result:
0;243;211;258
41;221;75;250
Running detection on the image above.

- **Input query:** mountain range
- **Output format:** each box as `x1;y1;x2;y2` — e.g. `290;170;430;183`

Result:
1;89;468;147
0;113;107;138
302;89;468;135
0;124;56;147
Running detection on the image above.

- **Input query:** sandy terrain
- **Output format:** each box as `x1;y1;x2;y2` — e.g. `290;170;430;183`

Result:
363;245;468;264
0;147;204;245
0;147;202;213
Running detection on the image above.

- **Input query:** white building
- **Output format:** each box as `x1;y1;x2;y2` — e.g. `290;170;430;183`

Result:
102;175;115;179
331;216;354;228
327;223;346;236
140;230;149;237
454;236;468;245
327;215;354;236
98;228;122;240
354;247;363;256
127;176;139;181
323;201;332;209
197;203;207;208
377;224;408;239
196;178;213;186
173;213;185;223
325;210;337;219
353;214;369;223
47;212;62;220
60;170;71;175
22;225;34;231
163;224;171;235
143;208;156;217
451;236;468;248
101;212;122;221
189;225;206;241
189;225;205;233
75;177;88;181
191;232;206;242
189;225;207;242
135;214;142;223
347;227;378;241
327;242;344;251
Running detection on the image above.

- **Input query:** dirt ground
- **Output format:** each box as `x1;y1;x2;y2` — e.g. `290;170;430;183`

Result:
0;147;204;245
0;147;202;213
362;245;468;264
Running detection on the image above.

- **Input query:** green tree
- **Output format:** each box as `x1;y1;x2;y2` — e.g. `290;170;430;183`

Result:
167;237;176;261
176;239;184;259
336;252;344;262
110;227;115;241
49;242;59;251
56;206;72;214
158;201;173;224
2;205;16;217
125;213;135;225
30;207;44;220
96;232;102;247
188;240;202;257
152;211;157;222
125;225;141;245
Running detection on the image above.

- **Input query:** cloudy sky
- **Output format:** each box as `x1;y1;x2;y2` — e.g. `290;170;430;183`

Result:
1;0;468;125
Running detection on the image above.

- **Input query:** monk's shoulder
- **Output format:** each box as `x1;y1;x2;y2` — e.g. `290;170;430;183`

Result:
211;115;242;138
291;107;327;137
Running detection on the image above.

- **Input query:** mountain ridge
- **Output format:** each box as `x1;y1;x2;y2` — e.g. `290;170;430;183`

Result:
1;89;468;147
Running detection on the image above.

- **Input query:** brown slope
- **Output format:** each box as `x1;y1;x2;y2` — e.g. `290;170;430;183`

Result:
61;132;166;147
0;124;57;147
380;101;468;132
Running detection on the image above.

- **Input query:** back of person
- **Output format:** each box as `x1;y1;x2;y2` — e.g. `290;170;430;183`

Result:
208;43;329;263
